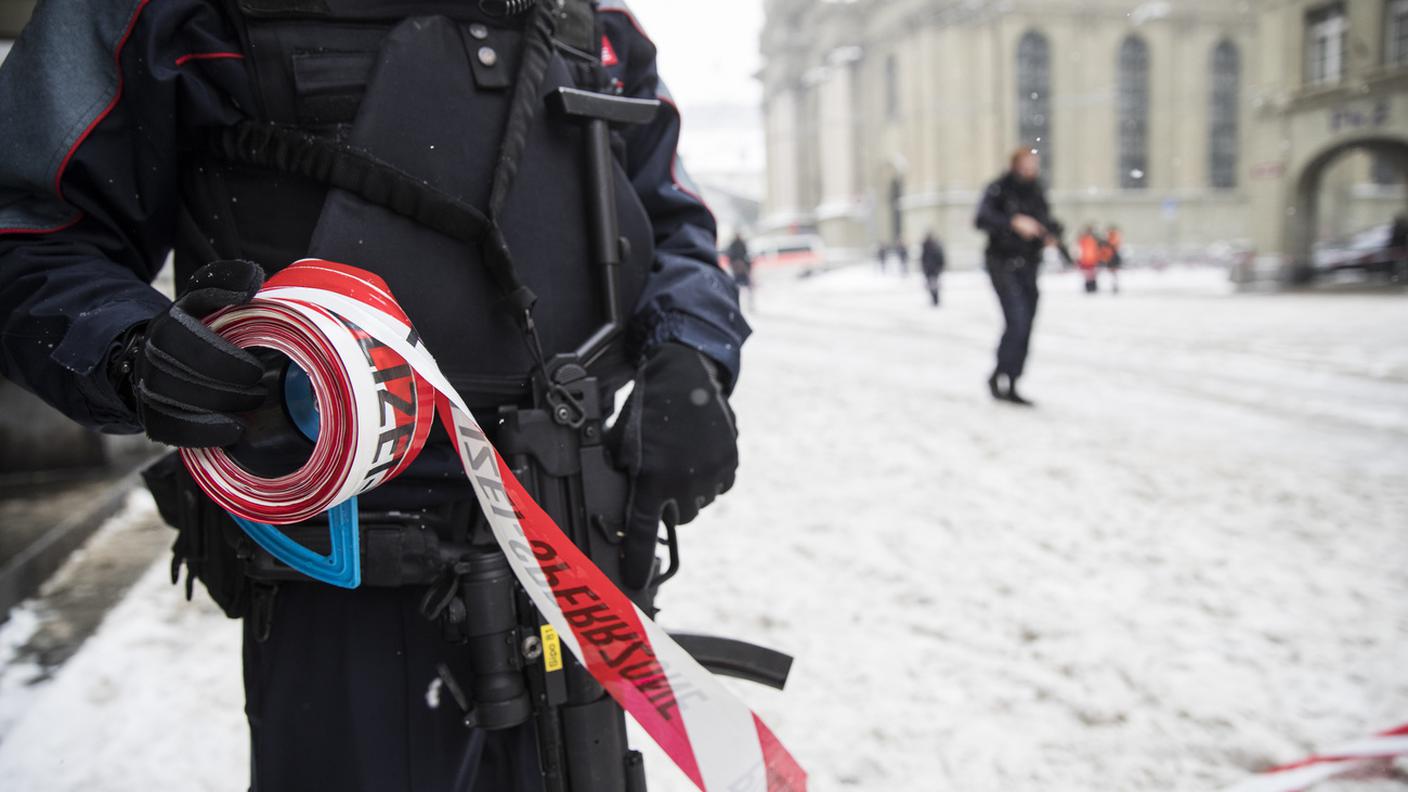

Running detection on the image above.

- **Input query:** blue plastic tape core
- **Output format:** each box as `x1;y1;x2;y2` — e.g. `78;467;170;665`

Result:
283;363;320;442
225;362;361;589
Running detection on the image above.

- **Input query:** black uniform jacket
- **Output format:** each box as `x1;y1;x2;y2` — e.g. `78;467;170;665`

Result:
974;171;1056;264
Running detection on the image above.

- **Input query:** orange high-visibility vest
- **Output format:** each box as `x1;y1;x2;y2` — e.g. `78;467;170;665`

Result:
1078;234;1101;270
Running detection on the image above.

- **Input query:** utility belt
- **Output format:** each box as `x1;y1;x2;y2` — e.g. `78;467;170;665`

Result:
242;505;475;588
144;383;658;637
146;450;466;634
987;250;1041;272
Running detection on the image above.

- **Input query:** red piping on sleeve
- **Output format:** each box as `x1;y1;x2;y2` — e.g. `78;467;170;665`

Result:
654;94;722;259
51;0;154;200
0;0;154;235
0;214;82;236
655;96;708;209
175;51;244;67
596;8;719;234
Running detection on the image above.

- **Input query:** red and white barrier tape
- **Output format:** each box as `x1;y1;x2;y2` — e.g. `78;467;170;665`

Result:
1221;724;1408;792
182;259;806;792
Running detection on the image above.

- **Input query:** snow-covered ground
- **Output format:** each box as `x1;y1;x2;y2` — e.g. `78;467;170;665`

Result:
0;265;1405;792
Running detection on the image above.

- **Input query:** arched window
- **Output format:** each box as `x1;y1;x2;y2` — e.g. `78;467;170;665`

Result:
1118;36;1150;189
1209;40;1240;189
1017;31;1052;178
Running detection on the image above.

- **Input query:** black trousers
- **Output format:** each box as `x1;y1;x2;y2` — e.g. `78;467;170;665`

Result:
987;256;1041;379
244;585;542;792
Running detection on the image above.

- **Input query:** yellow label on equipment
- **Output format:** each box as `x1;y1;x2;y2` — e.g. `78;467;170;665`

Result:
540;625;563;672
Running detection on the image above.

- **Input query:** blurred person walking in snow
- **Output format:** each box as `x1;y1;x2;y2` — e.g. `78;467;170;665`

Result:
726;232;756;311
895;241;910;276
975;149;1062;406
1077;226;1101;294
921;232;946;306
1388;214;1408;281
1103;225;1124;294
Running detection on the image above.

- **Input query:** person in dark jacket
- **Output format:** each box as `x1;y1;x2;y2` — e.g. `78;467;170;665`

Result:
1389;215;1408;281
0;1;746;789
726;232;755;311
920;231;945;306
974;148;1061;406
1103;225;1123;295
1390;214;1408;247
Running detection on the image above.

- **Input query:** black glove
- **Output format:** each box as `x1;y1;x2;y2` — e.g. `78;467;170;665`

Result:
613;343;739;588
110;260;267;448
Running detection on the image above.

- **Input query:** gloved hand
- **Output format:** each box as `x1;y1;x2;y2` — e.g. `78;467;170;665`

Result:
110;260;267;448
613;342;739;588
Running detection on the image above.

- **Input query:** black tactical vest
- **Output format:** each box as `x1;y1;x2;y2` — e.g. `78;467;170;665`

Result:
175;0;654;407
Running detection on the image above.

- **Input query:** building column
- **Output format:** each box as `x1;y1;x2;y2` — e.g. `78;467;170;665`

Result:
763;86;804;230
816;53;865;245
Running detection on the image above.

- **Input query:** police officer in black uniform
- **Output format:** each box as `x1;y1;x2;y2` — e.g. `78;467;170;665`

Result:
974;148;1060;407
0;0;747;789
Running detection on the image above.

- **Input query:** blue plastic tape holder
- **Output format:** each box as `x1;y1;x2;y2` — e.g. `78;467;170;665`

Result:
226;364;362;589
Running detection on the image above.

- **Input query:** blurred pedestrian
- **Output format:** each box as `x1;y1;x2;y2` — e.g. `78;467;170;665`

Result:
726;232;756;311
1103;225;1123;294
1389;215;1408;281
974;148;1062;406
920;232;945;306
876;242;889;273
895;241;910;276
1077;225;1101;294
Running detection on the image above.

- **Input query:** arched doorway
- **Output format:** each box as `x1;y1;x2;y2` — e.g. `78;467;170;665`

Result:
1287;135;1408;279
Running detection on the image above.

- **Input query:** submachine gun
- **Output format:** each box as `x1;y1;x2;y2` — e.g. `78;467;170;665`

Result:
422;88;793;791
1044;220;1074;267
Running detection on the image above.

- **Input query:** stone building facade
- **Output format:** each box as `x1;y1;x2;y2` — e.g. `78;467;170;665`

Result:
760;0;1408;270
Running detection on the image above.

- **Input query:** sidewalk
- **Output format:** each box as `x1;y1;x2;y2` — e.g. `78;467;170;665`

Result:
0;457;159;621
0;491;244;790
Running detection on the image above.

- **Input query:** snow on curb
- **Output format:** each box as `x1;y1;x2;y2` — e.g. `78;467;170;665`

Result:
0;493;244;791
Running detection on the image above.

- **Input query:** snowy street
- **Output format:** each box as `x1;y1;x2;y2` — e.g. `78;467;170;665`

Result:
0;264;1405;791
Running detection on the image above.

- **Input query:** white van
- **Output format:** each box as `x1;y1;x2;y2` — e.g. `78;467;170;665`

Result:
721;234;827;274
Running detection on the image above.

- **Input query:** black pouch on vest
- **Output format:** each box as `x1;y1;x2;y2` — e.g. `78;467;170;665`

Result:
143;452;257;619
301;13;653;405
